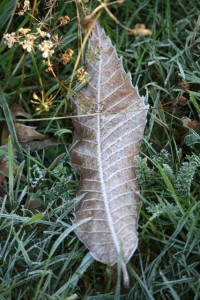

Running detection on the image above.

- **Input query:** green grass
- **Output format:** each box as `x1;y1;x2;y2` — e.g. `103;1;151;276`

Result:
0;0;200;299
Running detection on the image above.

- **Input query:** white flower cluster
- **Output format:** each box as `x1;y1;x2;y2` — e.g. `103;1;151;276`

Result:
39;40;54;58
3;27;55;59
3;32;17;48
19;34;36;53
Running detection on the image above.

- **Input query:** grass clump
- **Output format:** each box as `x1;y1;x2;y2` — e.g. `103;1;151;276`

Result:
0;0;200;299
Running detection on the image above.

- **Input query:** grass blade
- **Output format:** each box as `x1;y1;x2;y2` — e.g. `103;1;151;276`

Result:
0;85;23;160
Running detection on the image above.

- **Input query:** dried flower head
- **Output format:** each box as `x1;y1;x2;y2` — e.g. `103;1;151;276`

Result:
45;61;57;77
45;61;54;73
36;28;51;38
81;16;96;32
181;117;199;130
18;28;31;36
39;40;55;58
174;96;187;109
128;24;152;36
52;34;63;48
59;48;74;64
18;0;30;15
20;34;36;52
23;0;30;10
58;15;70;26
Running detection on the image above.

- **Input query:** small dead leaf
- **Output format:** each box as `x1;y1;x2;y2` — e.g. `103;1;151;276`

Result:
2;121;58;152
128;24;152;36
0;156;19;184
21;137;59;151
10;102;30;119
15;123;47;143
81;16;96;32
2;123;47;145
1;122;58;152
25;197;45;213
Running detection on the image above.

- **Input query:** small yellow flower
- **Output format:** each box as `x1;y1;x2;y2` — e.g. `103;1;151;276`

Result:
30;91;56;112
77;68;89;83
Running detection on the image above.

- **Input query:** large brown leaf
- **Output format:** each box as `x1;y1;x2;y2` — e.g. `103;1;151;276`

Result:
71;23;148;285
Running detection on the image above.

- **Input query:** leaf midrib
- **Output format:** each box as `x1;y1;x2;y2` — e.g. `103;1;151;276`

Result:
95;26;120;256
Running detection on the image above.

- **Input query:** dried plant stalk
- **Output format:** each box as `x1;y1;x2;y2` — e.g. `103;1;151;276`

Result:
71;23;148;286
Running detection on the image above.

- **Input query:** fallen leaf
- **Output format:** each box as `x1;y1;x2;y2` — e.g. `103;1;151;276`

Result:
22;137;59;151
15;123;47;143
2;121;59;152
2;123;47;145
0;155;19;184
10;102;31;119
0;101;58;185
71;23;148;286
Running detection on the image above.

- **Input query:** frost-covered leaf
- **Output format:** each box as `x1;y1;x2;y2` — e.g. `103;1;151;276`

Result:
71;23;148;285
